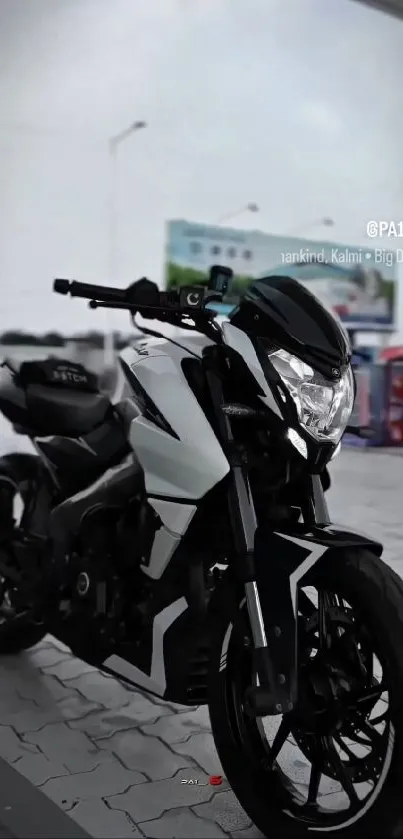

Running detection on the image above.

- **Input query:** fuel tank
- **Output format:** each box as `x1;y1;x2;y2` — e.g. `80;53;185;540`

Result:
118;339;229;500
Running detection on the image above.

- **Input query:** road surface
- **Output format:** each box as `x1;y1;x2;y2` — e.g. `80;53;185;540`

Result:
0;447;401;837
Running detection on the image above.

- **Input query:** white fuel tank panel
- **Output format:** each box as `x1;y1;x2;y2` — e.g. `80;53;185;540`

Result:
121;343;229;500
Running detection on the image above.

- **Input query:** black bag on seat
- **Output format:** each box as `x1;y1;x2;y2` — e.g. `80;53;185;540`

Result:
18;358;99;392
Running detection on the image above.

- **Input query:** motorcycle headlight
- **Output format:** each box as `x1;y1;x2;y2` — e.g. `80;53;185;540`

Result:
268;348;354;444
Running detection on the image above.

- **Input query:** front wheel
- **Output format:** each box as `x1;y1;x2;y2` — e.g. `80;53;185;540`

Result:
209;550;403;838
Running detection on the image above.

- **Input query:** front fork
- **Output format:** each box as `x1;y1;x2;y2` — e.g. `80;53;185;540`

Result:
227;462;316;716
204;356;330;716
204;357;383;716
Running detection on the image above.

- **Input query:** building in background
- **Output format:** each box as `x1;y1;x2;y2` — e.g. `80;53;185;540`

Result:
165;219;397;334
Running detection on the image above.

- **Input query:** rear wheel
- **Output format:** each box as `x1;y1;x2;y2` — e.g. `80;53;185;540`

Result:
0;614;46;654
0;453;46;654
209;550;403;838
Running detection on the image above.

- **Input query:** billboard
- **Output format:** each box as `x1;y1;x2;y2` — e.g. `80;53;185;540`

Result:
165;219;397;331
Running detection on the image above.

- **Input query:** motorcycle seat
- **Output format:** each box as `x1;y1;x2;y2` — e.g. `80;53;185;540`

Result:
25;384;110;436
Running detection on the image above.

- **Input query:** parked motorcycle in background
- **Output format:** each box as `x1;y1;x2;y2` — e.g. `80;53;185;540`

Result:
0;266;402;837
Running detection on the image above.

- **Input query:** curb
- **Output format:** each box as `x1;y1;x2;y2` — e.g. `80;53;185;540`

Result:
0;757;90;839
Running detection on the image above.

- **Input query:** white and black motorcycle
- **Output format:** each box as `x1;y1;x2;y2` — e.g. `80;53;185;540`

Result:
0;266;402;838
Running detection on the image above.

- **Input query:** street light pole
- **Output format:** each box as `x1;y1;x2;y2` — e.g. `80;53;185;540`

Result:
216;202;259;225
105;119;147;366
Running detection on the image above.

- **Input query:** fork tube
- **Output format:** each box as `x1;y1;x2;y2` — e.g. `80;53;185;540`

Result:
311;474;331;526
229;467;268;648
205;361;268;653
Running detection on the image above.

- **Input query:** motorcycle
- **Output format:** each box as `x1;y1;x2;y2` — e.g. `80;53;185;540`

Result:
0;266;402;837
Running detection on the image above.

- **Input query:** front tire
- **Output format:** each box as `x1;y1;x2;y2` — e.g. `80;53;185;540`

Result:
209;550;403;838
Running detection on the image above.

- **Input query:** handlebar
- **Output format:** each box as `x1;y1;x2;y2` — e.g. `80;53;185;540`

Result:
53;276;224;320
53;268;233;345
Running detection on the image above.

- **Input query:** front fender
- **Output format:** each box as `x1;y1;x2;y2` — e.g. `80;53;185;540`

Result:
252;524;382;712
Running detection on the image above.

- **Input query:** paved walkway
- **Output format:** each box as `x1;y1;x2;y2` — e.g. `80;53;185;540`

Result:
0;448;402;838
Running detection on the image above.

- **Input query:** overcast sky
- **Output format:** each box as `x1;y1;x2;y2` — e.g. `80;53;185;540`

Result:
0;0;402;336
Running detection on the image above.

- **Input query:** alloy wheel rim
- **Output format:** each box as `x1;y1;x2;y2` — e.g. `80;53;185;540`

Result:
227;584;393;829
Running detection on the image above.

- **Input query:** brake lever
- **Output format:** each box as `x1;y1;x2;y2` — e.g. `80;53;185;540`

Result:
89;300;133;310
89;299;162;322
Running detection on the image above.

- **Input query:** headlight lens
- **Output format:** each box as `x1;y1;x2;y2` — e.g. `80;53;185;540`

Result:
268;348;354;443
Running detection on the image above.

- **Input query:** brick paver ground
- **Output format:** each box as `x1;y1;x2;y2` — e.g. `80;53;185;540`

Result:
0;448;402;838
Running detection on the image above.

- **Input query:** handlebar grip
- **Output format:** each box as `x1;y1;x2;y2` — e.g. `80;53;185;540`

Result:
69;281;124;300
53;279;126;302
53;279;71;295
